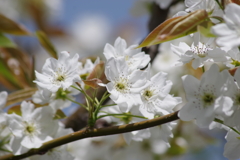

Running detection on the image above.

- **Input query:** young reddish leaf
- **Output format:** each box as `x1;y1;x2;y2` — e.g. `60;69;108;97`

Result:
138;10;209;48
229;67;239;76
137;16;181;48
83;78;103;89
82;62;106;89
0;14;30;35
36;31;58;59
8;105;22;116
87;62;105;80
54;109;67;119
229;0;240;5
0;33;16;48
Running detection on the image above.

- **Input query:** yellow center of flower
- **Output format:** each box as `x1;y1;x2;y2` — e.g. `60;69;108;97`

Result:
26;125;35;133
191;43;211;58
114;76;130;94
202;93;215;107
56;75;65;82
143;90;153;100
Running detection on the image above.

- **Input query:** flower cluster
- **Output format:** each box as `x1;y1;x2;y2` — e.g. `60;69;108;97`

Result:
1;1;240;160
102;37;181;144
170;2;240;160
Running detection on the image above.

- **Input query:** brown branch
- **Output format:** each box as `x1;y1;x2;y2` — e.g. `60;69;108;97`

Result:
0;111;179;160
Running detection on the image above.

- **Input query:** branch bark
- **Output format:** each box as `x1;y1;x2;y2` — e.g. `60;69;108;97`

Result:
0;111;179;160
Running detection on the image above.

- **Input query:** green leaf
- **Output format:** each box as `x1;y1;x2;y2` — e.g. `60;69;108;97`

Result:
137;10;209;48
54;109;67;119
0;33;16;48
36;31;58;59
0;60;21;89
0;14;30;35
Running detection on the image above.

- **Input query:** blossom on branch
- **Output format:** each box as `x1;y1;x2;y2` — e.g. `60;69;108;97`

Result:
34;51;82;93
179;64;233;127
103;37;150;72
6;101;58;155
212;3;240;49
104;57;149;111
171;33;227;69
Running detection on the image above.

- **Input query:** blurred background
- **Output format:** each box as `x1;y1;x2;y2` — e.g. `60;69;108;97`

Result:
0;0;228;159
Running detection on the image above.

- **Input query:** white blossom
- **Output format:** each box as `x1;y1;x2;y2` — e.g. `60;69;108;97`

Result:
140;68;181;113
68;136;117;160
104;57;148;111
30;123;74;160
223;67;240;127
174;0;223;22
223;126;240;160
171;33;227;69
6;101;58;155
141;108;176;147
103;37;150;71
79;57;100;79
34;51;81;93
212;3;240;48
179;64;233;127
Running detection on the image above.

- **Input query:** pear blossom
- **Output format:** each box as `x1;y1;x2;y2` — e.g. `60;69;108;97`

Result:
174;0;223;21
32;88;52;105
171;34;227;69
68;136;117;160
78;57;100;88
140;69;181;113
79;57;100;80
6;101;58;155
30;123;74;160
185;0;223;16
223;68;240;127
34;51;82;93
212;3;240;49
141;108;176;147
104;57;149;111
178;64;233;127
223;47;240;68
223;126;240;160
103;37;150;71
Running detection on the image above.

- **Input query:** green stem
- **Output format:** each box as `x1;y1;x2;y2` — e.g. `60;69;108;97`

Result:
97;113;148;120
65;97;88;111
100;104;117;108
214;118;240;135
93;92;110;121
73;83;94;103
214;0;224;10
202;66;205;73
